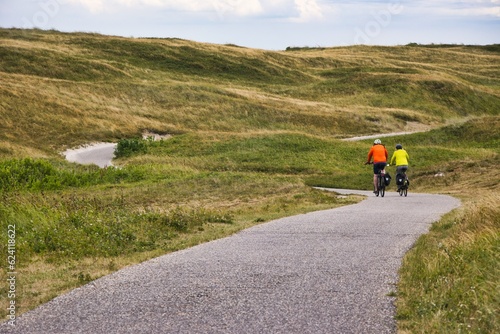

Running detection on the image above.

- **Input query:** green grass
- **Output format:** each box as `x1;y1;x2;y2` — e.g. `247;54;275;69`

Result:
0;193;234;260
0;158;145;191
0;29;499;331
397;195;499;333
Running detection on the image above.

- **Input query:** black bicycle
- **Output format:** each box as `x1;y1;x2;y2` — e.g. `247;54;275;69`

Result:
396;170;409;197
366;162;387;197
376;169;388;197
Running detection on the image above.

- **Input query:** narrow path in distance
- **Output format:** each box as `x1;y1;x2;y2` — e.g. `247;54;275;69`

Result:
341;131;423;142
63;143;117;168
3;189;460;334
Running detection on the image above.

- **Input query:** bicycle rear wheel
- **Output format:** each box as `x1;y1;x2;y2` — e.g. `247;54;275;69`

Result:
378;175;385;197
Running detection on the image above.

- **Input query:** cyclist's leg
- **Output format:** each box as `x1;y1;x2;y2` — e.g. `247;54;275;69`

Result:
373;163;381;192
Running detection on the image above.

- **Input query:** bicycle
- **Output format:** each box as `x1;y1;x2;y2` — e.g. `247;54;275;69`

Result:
396;169;409;197
366;162;388;197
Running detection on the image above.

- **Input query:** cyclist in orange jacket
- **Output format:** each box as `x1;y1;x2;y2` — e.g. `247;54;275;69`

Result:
365;139;388;193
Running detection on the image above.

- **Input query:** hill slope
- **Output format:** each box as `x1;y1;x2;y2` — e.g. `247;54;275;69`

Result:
0;28;498;157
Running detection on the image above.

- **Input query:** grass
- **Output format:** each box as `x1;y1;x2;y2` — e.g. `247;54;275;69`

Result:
0;28;499;331
397;194;499;333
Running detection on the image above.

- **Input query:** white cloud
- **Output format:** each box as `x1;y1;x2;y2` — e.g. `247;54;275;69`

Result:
211;0;263;18
291;0;324;22
65;0;263;16
64;0;332;21
408;0;500;17
65;0;105;13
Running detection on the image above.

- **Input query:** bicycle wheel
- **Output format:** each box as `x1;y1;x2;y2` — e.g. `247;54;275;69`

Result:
403;186;408;197
398;188;403;196
378;175;385;197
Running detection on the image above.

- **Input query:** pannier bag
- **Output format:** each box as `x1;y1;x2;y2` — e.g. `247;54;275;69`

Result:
396;173;405;186
384;172;391;186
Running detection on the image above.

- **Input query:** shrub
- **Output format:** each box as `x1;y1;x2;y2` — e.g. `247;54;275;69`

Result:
114;138;148;158
0;158;62;191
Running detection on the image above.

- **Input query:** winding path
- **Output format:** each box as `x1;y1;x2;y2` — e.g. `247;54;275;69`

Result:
2;189;460;334
63;143;117;168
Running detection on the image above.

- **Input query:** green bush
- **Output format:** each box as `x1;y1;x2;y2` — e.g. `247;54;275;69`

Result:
114;138;148;158
0;158;62;191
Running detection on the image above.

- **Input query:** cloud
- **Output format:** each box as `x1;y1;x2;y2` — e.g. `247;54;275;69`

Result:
407;0;500;17
63;0;330;21
291;0;324;22
211;0;264;18
65;0;263;16
65;0;105;13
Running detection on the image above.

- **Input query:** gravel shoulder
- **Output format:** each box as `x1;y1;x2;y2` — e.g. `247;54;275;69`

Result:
2;189;460;334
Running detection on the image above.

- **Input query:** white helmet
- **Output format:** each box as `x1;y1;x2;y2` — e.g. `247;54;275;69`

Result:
374;139;382;144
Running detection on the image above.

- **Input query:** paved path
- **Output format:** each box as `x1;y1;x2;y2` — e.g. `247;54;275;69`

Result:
63;143;117;168
341;131;424;142
2;189;460;334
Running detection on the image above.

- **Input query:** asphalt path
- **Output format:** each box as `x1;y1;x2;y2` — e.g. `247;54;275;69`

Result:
63;143;117;168
2;188;460;334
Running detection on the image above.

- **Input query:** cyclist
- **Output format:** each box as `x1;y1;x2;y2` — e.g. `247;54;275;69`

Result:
365;139;388;194
390;144;410;190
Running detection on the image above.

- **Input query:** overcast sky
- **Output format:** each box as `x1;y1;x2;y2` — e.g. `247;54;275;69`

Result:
1;0;499;50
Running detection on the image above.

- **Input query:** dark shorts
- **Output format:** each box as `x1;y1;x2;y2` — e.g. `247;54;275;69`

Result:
373;162;387;175
396;166;408;174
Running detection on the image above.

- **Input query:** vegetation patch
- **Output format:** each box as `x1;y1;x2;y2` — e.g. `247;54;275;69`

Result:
397;195;499;333
0;158;144;191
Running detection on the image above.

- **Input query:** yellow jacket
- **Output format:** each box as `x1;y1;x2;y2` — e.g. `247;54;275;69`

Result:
390;149;409;166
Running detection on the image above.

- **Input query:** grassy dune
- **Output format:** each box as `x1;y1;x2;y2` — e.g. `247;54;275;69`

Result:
1;29;498;155
0;29;499;331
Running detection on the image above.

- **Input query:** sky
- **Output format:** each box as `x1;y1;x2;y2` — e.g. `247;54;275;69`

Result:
1;0;499;50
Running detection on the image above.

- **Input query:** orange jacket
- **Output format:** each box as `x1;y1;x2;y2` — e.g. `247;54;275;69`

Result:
367;144;388;163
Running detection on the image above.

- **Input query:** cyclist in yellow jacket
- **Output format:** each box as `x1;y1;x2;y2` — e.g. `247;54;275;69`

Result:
390;144;410;189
